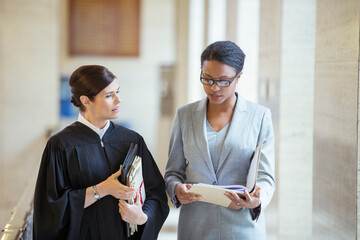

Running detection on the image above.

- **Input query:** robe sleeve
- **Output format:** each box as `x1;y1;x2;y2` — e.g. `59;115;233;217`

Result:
33;136;86;240
134;136;169;240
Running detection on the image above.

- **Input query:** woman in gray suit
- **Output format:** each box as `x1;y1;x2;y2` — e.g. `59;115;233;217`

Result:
165;41;275;239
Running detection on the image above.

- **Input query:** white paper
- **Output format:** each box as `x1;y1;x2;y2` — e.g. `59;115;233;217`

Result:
188;138;264;207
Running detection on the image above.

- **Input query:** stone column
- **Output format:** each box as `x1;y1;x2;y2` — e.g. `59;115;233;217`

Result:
174;0;190;108
313;0;359;239
236;0;260;103
259;0;316;239
258;0;281;238
278;0;316;238
226;0;238;42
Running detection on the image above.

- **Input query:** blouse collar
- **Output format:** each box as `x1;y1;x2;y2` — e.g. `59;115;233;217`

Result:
77;113;110;140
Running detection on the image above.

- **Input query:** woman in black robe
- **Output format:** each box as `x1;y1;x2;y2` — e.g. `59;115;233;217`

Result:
33;65;169;240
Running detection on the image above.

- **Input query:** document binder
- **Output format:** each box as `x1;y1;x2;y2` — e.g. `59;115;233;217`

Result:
120;143;138;185
119;142;146;236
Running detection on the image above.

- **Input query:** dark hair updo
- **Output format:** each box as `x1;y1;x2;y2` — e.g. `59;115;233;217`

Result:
69;65;116;112
201;41;246;73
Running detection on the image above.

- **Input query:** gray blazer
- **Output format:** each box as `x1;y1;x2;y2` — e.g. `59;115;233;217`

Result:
165;94;275;240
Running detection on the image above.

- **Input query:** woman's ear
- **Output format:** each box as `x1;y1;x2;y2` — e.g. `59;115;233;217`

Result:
80;95;92;109
236;72;243;83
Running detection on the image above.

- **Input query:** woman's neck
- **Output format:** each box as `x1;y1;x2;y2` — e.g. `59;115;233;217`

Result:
207;93;237;114
84;113;107;129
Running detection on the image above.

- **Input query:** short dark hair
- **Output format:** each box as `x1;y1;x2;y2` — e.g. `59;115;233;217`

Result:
69;65;116;111
201;41;246;73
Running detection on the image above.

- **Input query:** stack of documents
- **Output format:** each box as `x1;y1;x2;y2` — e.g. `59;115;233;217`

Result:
127;155;146;234
189;138;264;207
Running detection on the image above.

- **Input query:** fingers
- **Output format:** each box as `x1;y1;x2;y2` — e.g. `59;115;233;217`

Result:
134;191;141;205
118;198;148;225
119;199;126;208
179;192;202;203
118;186;136;200
243;190;251;201
174;183;202;204
224;188;262;210
112;165;122;178
225;192;244;209
253;187;261;198
177;192;202;204
118;199;126;217
225;192;242;204
175;183;189;195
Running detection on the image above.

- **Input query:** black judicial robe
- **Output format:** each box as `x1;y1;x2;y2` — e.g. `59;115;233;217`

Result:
33;121;169;240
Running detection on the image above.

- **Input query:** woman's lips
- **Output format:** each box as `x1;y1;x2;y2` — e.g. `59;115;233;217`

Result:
209;94;222;99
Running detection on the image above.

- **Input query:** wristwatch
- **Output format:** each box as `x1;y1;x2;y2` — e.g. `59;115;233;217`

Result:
92;185;100;201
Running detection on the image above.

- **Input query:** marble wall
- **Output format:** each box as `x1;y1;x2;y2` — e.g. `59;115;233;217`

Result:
259;0;316;239
278;0;315;238
313;0;359;239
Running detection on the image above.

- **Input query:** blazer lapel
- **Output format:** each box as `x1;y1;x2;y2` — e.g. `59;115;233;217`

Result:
217;94;248;173
192;97;217;180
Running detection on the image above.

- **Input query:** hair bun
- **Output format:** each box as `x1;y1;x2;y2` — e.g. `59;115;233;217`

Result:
70;95;81;107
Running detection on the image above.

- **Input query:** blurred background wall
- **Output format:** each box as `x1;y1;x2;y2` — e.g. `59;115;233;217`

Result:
1;0;360;239
0;0;60;225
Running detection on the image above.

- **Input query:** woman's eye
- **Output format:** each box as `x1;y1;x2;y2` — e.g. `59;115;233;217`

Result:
106;95;111;98
116;91;120;95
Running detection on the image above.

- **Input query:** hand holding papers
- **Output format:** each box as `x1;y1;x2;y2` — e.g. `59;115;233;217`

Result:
120;143;146;236
188;138;264;208
174;183;202;204
126;155;146;235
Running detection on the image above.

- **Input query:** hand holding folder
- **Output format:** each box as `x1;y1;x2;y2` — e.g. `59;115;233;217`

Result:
119;143;146;236
188;138;264;208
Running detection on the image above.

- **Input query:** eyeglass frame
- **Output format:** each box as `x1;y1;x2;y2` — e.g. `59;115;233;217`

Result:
199;70;239;87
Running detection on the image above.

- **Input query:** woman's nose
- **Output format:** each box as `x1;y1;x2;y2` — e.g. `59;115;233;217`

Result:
115;95;121;104
211;82;220;91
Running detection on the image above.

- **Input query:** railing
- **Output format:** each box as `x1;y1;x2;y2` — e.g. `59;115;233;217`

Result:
0;178;36;240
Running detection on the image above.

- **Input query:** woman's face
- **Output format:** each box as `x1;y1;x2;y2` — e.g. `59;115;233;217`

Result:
88;79;121;124
201;60;240;105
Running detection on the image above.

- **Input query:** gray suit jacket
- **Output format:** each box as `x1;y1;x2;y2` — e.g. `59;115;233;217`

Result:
165;94;275;240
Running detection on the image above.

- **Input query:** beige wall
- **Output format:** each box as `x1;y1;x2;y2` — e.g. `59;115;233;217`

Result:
0;0;60;228
0;0;177;229
59;0;176;158
278;0;315;239
313;0;360;239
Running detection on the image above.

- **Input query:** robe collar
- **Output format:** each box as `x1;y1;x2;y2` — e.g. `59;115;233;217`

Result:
77;113;110;140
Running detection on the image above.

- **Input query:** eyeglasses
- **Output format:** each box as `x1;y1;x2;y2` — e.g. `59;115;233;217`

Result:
200;70;239;87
